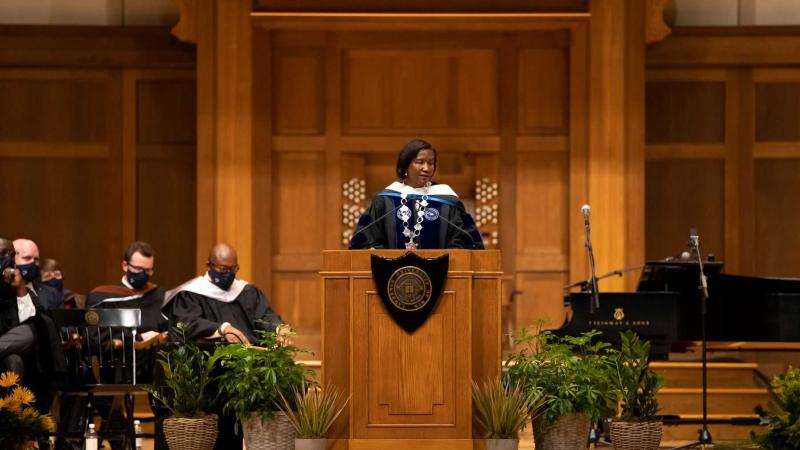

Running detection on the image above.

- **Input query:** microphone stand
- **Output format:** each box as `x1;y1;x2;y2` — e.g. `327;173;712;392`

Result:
584;216;600;313
669;230;712;449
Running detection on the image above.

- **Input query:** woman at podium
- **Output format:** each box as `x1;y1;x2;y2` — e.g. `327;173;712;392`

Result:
350;139;484;250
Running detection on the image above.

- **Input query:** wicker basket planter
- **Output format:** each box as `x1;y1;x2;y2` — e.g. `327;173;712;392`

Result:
163;414;218;450
242;412;296;450
609;420;662;450
484;438;518;450
532;412;592;450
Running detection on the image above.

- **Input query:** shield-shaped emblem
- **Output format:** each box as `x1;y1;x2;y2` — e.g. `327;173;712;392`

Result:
370;252;449;333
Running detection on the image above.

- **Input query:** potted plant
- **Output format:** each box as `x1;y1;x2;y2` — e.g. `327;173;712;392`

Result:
279;383;349;450
752;366;800;449
472;378;545;450
214;325;312;450
505;327;614;450
607;330;664;450
147;323;221;450
0;371;55;450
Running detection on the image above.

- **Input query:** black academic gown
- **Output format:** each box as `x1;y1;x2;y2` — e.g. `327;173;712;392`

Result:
0;283;66;391
164;284;282;345
32;281;62;310
350;187;484;250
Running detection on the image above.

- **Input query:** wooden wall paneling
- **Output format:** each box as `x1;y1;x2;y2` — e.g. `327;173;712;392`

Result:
122;72;138;252
128;69;198;289
515;152;569;269
645;80;727;145
499;33;518;322
0;26;195;68
253;26;274;293
754;159;800;277
624;0;646;290
273;152;326;255
273;272;322;358
568;21;589;289
215;0;253;279
647;30;800;68
645;159;726;261
725;69;755;275
252;0;590;13
515;272;569;330
517;47;568;135
754;70;800;143
587;0;629;292
195;1;217;272
106;70;125;287
325;33;343;250
272;47;325;135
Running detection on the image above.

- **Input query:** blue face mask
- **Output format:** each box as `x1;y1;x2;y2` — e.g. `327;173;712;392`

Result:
43;278;64;291
208;269;235;291
126;270;149;290
17;262;39;283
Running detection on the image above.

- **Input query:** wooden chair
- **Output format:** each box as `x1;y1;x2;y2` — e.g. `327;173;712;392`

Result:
49;308;146;449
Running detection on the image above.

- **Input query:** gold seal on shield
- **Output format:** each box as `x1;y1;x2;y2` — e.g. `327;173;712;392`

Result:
387;266;433;312
85;310;99;326
613;308;625;321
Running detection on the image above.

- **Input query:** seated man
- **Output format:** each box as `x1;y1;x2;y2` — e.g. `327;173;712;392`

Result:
0;237;65;399
163;242;282;344
162;242;284;450
0;237;35;377
41;258;85;309
87;240;168;378
13;238;62;310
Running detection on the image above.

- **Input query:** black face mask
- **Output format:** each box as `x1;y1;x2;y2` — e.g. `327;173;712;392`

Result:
17;262;39;283
43;278;64;291
126;270;149;290
208;269;235;291
0;256;13;274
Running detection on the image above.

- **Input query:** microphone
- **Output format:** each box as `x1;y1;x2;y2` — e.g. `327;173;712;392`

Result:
581;204;600;313
688;226;709;300
437;214;483;249
348;202;404;249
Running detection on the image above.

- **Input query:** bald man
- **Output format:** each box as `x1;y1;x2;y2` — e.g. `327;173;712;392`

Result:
0;237;65;379
161;243;283;450
13;238;62;310
163;243;282;344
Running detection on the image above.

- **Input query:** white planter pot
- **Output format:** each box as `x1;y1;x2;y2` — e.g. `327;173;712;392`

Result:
485;438;518;450
294;438;326;450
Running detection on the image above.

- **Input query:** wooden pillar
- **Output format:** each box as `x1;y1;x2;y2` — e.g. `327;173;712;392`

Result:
175;0;255;278
588;0;646;291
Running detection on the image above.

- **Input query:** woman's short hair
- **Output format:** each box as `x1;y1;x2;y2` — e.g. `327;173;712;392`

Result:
395;139;437;179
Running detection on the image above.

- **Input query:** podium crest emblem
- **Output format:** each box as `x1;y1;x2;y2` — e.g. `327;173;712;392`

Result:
370;252;449;333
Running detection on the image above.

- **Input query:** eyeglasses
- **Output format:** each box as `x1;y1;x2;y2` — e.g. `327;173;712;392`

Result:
127;263;154;276
0;249;14;258
208;262;239;274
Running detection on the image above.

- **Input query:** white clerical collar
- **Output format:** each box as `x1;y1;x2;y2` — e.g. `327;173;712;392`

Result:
163;274;248;305
385;181;458;197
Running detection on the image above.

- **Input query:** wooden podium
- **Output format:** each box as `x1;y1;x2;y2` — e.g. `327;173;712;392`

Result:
321;250;503;450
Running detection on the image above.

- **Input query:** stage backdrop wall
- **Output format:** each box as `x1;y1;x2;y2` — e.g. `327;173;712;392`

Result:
646;27;800;278
0;27;197;293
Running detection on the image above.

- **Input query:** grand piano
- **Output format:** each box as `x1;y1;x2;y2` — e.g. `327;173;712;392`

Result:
556;260;800;356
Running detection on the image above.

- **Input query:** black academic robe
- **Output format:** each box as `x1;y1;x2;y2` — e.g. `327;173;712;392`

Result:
32;281;62;310
0;284;66;378
164;284;283;345
350;188;484;250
